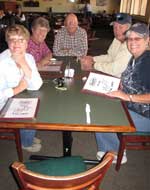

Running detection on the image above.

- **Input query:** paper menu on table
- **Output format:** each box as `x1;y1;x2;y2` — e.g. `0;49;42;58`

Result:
38;61;63;72
0;98;39;119
82;72;120;94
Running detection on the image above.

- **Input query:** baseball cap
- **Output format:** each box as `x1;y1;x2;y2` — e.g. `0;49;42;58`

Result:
125;23;149;38
110;13;132;25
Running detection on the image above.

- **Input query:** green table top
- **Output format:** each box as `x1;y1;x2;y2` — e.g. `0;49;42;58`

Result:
0;57;135;132
5;78;134;132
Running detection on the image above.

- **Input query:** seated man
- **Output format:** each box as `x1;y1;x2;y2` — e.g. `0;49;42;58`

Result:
80;13;132;78
27;17;52;67
53;13;88;57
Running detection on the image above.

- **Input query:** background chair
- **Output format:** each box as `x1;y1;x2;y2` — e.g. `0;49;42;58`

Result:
116;132;150;171
11;152;114;190
0;128;23;161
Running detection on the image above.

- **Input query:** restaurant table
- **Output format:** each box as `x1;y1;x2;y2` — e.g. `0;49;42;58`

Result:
0;76;135;161
38;56;89;79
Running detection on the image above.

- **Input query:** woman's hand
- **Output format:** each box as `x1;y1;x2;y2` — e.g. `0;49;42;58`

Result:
12;52;32;79
12;52;26;65
37;52;52;66
13;78;28;96
107;90;130;101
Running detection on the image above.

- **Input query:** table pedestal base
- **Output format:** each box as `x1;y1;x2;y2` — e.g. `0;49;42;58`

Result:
29;131;99;165
29;131;73;160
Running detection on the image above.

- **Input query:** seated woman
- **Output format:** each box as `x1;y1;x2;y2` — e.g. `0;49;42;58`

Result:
0;25;43;152
27;17;52;67
96;23;150;163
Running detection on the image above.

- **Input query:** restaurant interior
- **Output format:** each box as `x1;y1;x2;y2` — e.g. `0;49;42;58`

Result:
0;0;150;190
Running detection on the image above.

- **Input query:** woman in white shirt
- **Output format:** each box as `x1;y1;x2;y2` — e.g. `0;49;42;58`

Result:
0;24;43;152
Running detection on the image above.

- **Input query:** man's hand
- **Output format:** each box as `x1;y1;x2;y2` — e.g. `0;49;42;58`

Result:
80;56;94;71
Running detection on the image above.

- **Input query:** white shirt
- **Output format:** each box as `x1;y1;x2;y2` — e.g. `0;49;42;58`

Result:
93;38;132;77
0;49;43;110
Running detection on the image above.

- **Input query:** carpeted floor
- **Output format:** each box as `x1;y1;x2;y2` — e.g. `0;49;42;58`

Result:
0;26;150;190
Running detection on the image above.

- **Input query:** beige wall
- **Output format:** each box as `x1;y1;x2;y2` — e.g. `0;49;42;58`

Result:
14;0;120;14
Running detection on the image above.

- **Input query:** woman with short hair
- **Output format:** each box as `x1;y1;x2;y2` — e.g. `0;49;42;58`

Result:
0;24;43;152
27;17;52;67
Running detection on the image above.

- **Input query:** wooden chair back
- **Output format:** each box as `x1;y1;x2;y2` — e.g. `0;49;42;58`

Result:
116;132;150;171
11;152;114;190
0;128;23;161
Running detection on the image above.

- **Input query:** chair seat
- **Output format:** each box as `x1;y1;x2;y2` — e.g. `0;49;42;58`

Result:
12;152;115;190
25;156;86;176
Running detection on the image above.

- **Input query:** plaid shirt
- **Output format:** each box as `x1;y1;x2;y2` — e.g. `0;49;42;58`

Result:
53;26;88;57
27;38;51;63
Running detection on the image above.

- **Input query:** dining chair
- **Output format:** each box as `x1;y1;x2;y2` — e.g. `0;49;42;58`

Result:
0;128;23;161
11;152;115;190
116;132;150;171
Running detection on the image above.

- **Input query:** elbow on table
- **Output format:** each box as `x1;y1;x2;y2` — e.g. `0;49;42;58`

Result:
27;79;43;91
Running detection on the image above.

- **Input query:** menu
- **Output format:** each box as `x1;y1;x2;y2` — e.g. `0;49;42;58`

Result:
0;98;39;120
38;61;63;72
82;72;120;95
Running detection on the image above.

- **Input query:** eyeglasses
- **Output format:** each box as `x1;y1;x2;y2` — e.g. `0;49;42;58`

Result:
127;37;143;42
8;38;26;44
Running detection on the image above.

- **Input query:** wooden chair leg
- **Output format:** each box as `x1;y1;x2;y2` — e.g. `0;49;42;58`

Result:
115;136;126;171
14;129;23;162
